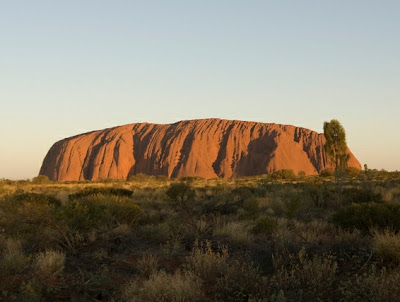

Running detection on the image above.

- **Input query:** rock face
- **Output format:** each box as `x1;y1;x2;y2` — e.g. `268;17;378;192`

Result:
40;119;361;181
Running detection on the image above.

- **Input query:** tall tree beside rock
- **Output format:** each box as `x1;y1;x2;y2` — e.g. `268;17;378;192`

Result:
323;119;350;180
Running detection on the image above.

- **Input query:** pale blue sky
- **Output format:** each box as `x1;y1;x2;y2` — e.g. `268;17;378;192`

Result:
1;0;399;179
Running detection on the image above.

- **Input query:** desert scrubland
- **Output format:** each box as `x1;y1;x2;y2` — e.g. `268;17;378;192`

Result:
1;169;400;301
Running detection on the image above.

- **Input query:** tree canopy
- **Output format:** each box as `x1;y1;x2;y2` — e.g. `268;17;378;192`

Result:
323;119;349;173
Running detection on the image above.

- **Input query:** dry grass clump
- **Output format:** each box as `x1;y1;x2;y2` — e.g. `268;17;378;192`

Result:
372;230;400;264
216;260;268;301
185;240;228;283
137;253;159;278
122;270;203;302
33;249;66;278
110;223;131;236
213;221;253;247
272;248;338;300
292;219;335;244
340;265;400;302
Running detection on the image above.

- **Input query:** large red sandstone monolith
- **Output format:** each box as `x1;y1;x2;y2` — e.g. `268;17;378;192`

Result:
39;119;361;181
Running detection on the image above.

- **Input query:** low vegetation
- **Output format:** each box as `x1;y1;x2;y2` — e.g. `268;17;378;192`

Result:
0;170;399;301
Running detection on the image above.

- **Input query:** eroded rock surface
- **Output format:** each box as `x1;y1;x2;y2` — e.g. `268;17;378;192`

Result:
39;119;361;181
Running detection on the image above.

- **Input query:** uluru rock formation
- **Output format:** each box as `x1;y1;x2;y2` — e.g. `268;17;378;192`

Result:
40;119;361;181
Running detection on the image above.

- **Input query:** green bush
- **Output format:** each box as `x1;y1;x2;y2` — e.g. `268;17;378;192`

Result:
319;168;334;177
333;202;400;232
3;192;60;206
140;223;172;244
298;170;306;178
127;173;150;182
57;195;142;231
271;169;297;180
0;178;14;186
305;184;337;208
166;182;195;205
55;201;108;232
0;193;59;245
128;173;169;182
342;187;382;204
180;176;205;183
68;187;133;200
31;175;51;184
89;195;142;225
231;187;254;202
239;199;259;219
252;217;278;235
345;167;361;178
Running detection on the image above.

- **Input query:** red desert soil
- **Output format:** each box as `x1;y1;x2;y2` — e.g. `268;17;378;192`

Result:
39;118;361;181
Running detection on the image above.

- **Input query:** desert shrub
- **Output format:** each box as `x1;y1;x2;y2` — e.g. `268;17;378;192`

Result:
0;238;28;274
200;192;243;215
153;175;169;182
85;195;142;225
271;218;336;261
319;168;334;177
239;198;259;219
161;235;184;256
180;176;205;183
0;193;59;247
127;173;150;182
328;229;372;264
31;175;51;184
231;187;254;202
372;231;400;264
342;187;382;203
14;279;43;302
128;173;169;183
140;222;173;244
333;202;400;232
267;290;287;302
3;192;60;206
57;195;142;233
271;219;302;257
298;170;306;178
215;260;268;301
252;216;278;235
271;169;297;180
0;178;14;186
166;182;195;205
271;248;338;301
339;265;400;302
55;201;108;232
304;184;338;208
292;219;335;245
345;167;362;178
33;249;65;279
185;240;228;283
283;197;300;219
122;270;203;302
68;187;133;200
